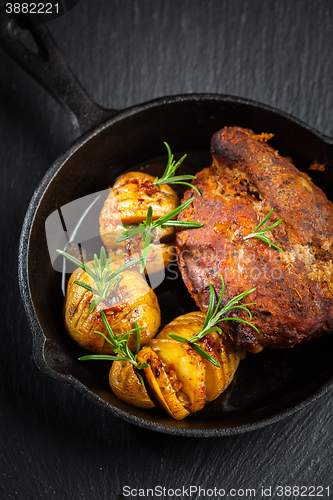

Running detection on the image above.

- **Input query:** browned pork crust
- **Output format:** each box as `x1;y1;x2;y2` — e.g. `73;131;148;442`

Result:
176;127;333;353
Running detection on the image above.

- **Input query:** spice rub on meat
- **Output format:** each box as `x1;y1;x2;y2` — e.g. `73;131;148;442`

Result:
176;126;333;353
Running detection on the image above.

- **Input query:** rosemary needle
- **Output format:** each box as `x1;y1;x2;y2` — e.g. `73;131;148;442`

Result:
57;246;142;312
169;274;258;367
116;197;202;272
243;208;283;251
79;312;148;385
153;142;201;196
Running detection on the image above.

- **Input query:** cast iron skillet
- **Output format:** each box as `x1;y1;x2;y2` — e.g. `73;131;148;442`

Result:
1;11;333;437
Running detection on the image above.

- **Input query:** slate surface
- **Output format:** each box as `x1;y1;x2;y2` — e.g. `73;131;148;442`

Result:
0;0;332;498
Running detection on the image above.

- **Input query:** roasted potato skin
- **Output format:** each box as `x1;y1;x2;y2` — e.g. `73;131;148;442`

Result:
64;262;161;354
106;311;240;419
106;242;176;276
100;171;180;226
156;311;207;341
99;172;180;273
201;331;240;402
109;358;155;409
156;311;240;403
101;221;175;252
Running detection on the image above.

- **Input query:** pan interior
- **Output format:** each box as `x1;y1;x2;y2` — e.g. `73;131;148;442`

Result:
22;97;333;434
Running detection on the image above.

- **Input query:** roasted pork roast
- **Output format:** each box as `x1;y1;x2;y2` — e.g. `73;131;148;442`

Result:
176;127;333;353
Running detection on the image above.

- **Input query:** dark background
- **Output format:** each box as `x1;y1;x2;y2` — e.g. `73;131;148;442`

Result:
1;0;332;498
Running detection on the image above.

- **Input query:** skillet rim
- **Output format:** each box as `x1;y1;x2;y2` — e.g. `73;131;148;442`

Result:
18;92;333;437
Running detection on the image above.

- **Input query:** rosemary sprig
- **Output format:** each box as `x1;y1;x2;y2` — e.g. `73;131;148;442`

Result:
79;311;148;385
116;197;202;272
243;208;283;251
57;246;142;312
153;142;201;196
169;274;258;367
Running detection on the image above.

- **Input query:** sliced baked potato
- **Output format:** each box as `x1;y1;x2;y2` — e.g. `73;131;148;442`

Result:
156;311;240;403
64;261;160;354
107;310;239;419
100;171;180;226
99;172;180;273
106;240;176;276
148;338;206;413
137;347;190;420
109;358;155;409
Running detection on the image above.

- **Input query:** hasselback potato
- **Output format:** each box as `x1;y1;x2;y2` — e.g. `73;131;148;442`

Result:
99;171;180;273
64;261;161;354
156;312;240;403
110;311;240;420
143;312;239;418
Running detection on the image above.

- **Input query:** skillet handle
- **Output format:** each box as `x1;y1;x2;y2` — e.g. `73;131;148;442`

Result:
0;8;117;135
